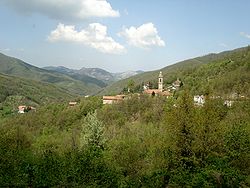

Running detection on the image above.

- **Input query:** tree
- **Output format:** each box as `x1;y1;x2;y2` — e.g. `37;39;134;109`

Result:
80;112;105;150
127;79;135;93
167;90;195;170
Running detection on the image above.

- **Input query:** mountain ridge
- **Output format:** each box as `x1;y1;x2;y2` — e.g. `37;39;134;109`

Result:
0;53;105;95
43;66;144;83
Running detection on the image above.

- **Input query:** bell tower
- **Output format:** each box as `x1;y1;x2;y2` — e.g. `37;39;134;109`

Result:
158;71;163;92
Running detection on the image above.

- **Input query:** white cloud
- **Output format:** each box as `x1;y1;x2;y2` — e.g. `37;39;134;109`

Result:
2;0;119;21
240;32;250;39
48;23;126;54
118;22;165;49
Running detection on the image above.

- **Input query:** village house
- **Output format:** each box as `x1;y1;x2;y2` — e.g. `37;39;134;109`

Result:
194;95;205;106
143;89;172;97
167;78;182;91
18;106;26;114
69;101;77;107
18;105;36;113
172;78;182;89
224;100;233;107
103;95;126;104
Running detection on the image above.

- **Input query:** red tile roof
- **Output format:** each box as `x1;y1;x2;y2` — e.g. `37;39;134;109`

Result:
103;95;124;100
143;89;172;96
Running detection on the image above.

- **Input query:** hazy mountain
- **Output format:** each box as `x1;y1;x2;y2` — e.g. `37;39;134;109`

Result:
79;68;144;83
98;46;250;96
44;66;144;83
113;70;144;80
44;66;76;74
43;66;107;88
0;53;106;95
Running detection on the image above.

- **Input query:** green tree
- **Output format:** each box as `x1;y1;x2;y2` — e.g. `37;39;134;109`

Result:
80;112;105;150
127;79;135;93
175;90;195;168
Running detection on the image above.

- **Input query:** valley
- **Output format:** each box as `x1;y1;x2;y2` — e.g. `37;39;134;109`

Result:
0;46;249;187
1;1;250;187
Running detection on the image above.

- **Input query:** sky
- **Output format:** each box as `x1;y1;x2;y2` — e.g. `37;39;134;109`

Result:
0;0;250;73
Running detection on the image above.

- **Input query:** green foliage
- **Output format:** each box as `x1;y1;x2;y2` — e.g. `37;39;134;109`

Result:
127;79;135;93
0;94;249;187
80;112;105;150
0;105;13;118
172;91;195;164
0;73;76;108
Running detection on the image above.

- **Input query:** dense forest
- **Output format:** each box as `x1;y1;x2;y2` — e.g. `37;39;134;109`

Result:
0;93;249;187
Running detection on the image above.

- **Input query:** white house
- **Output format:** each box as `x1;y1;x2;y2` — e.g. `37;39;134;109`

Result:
194;95;205;105
18;106;26;113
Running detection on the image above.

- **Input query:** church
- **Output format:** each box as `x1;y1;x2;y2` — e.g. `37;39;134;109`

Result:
143;71;172;97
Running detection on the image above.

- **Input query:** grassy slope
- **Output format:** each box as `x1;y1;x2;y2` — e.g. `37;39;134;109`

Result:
0;53;103;95
99;46;250;96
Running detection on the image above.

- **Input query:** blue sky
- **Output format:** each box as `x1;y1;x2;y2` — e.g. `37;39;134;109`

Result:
0;0;250;72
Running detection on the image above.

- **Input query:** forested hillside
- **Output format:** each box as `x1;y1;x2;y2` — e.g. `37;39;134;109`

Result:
100;46;250;96
0;93;249;187
0;53;105;95
0;73;76;119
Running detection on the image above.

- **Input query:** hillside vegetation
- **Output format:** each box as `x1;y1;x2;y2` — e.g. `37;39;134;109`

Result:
0;73;76;118
99;46;250;96
0;53;104;95
0;93;249;187
0;46;249;187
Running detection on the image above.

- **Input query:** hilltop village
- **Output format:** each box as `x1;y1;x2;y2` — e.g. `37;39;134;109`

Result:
102;71;246;107
16;71;245;113
103;72;177;104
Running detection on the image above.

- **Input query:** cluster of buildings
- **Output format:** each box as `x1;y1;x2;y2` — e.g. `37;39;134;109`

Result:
102;71;181;104
101;71;240;107
142;71;172;97
18;71;242;110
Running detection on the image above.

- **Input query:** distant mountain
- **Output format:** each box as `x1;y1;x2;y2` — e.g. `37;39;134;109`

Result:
44;66;76;74
43;66;107;88
44;66;144;83
77;67;115;83
113;70;144;81
0;53;106;95
99;46;250;96
78;68;144;83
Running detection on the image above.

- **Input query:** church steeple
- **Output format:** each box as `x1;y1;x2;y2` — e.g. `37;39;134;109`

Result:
158;71;163;92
